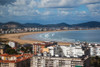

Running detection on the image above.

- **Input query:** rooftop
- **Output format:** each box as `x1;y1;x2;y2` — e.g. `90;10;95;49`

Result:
0;54;33;63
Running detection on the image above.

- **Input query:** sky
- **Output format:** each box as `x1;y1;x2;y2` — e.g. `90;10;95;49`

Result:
0;0;100;24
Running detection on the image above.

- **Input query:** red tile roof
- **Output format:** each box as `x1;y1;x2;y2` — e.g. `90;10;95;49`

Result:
33;42;54;46
0;54;33;63
0;54;23;57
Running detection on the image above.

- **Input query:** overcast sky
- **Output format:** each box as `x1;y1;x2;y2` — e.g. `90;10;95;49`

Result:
0;0;100;24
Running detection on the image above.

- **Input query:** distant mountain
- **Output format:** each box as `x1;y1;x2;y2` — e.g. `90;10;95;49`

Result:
0;23;3;28
23;22;70;27
45;23;70;27
23;23;42;27
5;22;22;25
0;21;100;28
0;22;3;25
56;23;70;27
72;21;100;28
2;21;23;28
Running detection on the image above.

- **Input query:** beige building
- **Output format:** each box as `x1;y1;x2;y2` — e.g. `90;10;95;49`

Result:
0;45;4;54
31;56;83;67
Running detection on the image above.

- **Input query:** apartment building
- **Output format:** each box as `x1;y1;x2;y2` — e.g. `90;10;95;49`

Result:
89;44;100;56
33;41;57;56
0;54;33;67
31;56;83;67
33;42;46;55
47;45;84;58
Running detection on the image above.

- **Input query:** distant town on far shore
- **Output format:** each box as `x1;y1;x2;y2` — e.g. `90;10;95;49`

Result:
0;21;100;34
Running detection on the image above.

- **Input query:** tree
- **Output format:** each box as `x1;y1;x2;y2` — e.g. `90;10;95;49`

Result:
90;56;100;67
5;48;18;55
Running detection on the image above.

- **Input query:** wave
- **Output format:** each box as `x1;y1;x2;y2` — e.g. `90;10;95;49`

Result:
51;33;55;36
37;33;75;42
21;30;100;43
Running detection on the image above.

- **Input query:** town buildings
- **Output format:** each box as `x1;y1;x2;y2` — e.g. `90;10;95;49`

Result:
0;41;33;67
31;56;83;67
0;27;66;34
0;44;5;54
89;44;100;57
0;40;100;67
8;41;16;48
53;45;84;58
32;41;57;56
32;42;84;58
0;54;33;67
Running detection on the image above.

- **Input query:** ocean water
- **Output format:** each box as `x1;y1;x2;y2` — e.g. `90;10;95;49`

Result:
21;30;100;43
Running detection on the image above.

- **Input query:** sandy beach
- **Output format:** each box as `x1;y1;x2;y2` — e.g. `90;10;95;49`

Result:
0;30;72;45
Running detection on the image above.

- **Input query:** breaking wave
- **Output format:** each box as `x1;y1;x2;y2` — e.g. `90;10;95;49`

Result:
21;30;100;43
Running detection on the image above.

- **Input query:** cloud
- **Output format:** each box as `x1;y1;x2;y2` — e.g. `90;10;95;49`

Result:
0;5;9;17
12;0;26;6
38;0;100;18
58;10;87;17
82;0;100;4
39;0;81;8
87;4;100;12
39;0;100;8
0;0;52;17
0;11;3;15
59;11;69;16
5;0;38;16
28;0;37;8
0;0;15;5
0;0;100;24
87;4;100;16
1;0;100;17
75;11;87;17
42;11;50;15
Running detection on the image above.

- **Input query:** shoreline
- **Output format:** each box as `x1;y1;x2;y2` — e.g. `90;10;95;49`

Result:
0;29;99;45
0;30;73;45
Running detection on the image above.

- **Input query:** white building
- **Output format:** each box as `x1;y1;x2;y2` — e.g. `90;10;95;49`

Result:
47;46;54;56
60;45;84;58
47;44;84;58
8;41;16;48
89;44;100;56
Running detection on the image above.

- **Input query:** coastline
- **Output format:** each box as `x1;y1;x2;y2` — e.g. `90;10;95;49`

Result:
0;30;73;45
0;29;99;45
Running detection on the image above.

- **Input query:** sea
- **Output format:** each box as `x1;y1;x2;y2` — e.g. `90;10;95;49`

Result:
21;30;100;43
